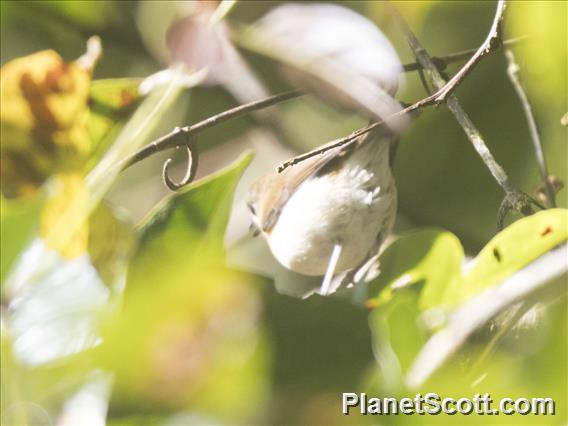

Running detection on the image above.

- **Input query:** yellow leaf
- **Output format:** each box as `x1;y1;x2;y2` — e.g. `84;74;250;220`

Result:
88;202;136;286
40;173;88;259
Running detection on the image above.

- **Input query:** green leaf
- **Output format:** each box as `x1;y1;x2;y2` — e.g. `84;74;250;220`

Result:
136;150;254;256
0;195;42;285
367;210;567;398
367;228;463;311
443;208;568;306
369;210;567;312
369;289;426;393
101;152;269;422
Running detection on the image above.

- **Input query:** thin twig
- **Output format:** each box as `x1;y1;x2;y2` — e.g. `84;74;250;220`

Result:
402;35;530;72
277;96;437;172
162;136;199;190
120;36;529;180
278;6;524;174
391;0;542;228
391;0;527;208
431;0;507;103
505;49;556;207
119;90;304;171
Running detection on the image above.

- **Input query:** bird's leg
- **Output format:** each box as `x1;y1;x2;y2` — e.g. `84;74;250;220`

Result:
320;243;343;295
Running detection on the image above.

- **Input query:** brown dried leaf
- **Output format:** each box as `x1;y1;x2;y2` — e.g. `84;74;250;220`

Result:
1;49;94;198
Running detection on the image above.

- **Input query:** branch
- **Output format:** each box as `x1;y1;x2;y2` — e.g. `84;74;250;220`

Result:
505;49;556;207
431;0;507;102
405;242;568;389
389;0;541;226
402;35;529;72
278;15;525;174
277;97;437;172
119;89;304;171
119;27;529;190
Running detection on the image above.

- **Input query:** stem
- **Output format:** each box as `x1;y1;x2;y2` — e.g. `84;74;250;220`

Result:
120;35;529;176
432;0;507;102
391;0;516;195
505;49;556;207
402;35;529;72
119;90;303;171
277;97;435;172
279;6;526;174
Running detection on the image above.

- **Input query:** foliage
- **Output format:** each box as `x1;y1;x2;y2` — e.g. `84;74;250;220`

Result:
1;1;566;425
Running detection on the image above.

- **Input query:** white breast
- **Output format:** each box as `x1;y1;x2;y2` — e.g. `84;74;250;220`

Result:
266;140;396;276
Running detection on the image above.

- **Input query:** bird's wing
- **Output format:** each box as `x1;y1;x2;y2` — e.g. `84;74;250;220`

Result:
252;136;359;232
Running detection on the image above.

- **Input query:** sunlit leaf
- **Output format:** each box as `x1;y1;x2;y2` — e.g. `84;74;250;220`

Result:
238;4;407;130
136;151;254;254
443;208;568;306
4;239;109;366
88;202;135;288
39;173;89;259
102;152;269;421
1;323;102;424
369;210;567;312
367;228;463;310
0;195;42;284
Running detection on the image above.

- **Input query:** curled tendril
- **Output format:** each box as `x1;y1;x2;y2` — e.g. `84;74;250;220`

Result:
162;136;199;191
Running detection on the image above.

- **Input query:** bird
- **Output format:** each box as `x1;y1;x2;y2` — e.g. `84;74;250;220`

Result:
247;128;398;296
246;2;405;296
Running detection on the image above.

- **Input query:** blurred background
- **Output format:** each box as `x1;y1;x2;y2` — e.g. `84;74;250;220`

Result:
1;1;566;425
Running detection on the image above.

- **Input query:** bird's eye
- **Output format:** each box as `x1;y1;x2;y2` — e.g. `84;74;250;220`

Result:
248;203;257;215
249;222;260;237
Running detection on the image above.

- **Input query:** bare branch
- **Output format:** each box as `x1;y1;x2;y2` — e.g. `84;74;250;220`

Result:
119;90;304;172
277;97;435;172
505;49;556;207
278;6;523;174
118;18;529;191
392;1;543;226
402;35;529;72
432;0;507;102
390;0;538;223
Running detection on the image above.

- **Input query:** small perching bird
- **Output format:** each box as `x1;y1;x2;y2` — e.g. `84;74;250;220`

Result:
247;3;405;295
